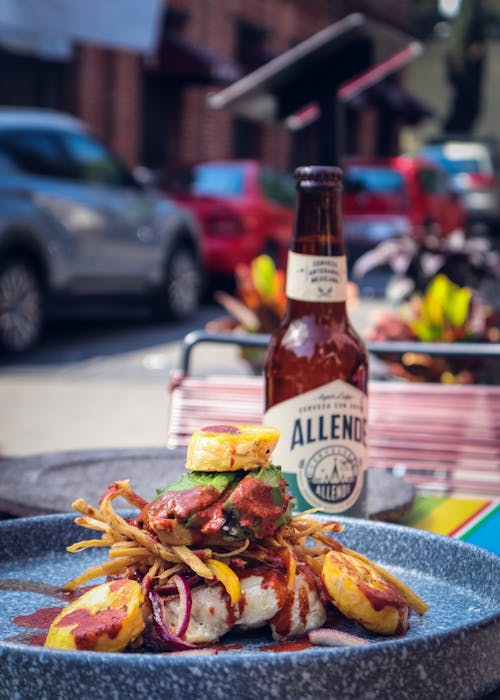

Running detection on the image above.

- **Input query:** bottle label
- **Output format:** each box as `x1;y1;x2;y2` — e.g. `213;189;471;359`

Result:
264;380;368;514
286;251;347;302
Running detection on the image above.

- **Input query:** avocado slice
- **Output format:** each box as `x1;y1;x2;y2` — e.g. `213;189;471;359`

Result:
156;470;236;497
150;466;293;542
222;465;294;540
149;471;238;525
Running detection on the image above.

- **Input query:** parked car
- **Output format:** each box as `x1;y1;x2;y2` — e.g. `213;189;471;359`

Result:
160;160;296;277
420;139;500;231
0;108;202;355
341;156;466;260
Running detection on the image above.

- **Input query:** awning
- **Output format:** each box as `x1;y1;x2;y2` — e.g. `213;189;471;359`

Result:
346;80;434;124
337;42;422;102
338;42;433;124
285;41;431;130
146;31;243;85
0;0;163;59
208;13;422;123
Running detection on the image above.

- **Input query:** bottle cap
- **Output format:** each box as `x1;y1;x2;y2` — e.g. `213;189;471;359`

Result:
294;165;343;188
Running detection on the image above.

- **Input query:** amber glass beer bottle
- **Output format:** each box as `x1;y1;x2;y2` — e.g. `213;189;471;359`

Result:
264;165;368;517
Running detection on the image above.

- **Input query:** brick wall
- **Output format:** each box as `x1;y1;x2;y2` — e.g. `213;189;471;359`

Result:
167;0;339;167
109;53;141;167
77;45;141;167
74;0;413;168
76;45;111;141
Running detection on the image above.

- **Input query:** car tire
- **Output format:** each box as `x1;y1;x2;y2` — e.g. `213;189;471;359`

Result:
0;257;44;354
155;245;201;321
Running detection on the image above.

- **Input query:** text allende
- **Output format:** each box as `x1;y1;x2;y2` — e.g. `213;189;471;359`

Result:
290;414;367;450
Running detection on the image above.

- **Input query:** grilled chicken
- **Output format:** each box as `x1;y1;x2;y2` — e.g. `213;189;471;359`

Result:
162;568;326;645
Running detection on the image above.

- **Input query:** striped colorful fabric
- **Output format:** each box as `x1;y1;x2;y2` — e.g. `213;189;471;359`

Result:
402;495;500;555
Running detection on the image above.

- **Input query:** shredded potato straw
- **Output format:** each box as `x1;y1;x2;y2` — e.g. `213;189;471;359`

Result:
63;479;428;617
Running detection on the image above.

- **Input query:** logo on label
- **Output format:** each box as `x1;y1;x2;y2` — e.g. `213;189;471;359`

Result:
285;251;347;303
298;444;361;509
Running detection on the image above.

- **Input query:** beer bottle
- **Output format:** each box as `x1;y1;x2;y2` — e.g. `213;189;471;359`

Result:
263;165;369;517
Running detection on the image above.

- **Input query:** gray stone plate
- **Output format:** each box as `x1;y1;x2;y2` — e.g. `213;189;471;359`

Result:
0;514;499;700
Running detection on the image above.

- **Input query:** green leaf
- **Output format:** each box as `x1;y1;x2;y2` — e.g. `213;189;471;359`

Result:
423;274;450;327
446;286;472;327
251;255;276;302
411;318;440;342
214;290;260;332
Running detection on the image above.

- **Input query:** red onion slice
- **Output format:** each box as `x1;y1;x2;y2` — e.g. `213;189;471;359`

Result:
309;628;369;647
149;588;196;652
168;648;218;656
171;574;192;638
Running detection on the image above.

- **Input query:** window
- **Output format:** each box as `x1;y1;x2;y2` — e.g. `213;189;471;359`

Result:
192;163;245;197
417;168;448;195
344;167;405;194
0;129;71;178
260;168;296;206
232;117;261;159
60;132;137;187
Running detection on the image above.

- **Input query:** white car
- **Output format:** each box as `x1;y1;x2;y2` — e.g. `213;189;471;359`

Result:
421;140;500;230
0;108;202;354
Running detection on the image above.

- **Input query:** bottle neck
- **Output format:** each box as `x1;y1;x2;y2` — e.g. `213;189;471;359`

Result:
285;181;347;317
292;184;345;257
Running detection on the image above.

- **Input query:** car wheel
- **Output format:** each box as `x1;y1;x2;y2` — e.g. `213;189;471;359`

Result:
0;258;44;354
156;246;201;320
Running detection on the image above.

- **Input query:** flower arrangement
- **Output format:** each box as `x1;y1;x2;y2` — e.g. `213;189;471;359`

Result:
366;274;499;383
209;254;287;335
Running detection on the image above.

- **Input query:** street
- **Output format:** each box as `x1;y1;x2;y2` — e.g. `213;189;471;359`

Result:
0;278;389;458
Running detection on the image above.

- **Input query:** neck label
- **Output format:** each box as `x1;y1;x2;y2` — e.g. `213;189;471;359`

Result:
286;251;347;302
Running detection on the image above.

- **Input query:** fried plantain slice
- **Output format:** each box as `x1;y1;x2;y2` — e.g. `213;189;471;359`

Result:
185;424;280;472
322;550;409;635
45;579;145;651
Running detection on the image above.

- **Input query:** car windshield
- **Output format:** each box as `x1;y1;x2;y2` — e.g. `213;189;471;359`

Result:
259;167;296;206
192;163;245;196
344;167;405;193
423;151;480;175
422;145;492;175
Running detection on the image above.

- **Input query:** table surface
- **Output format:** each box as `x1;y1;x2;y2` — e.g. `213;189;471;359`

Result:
0;447;498;555
0;446;414;521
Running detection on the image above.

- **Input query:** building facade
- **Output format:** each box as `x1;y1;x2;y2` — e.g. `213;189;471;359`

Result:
0;0;416;170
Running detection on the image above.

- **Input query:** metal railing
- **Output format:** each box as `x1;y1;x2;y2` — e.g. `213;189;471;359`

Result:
179;328;500;376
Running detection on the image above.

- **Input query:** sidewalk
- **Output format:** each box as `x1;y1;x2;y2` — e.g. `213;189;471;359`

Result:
0;298;387;457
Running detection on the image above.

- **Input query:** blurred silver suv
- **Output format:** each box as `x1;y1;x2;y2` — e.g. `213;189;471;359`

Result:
0;108;202;354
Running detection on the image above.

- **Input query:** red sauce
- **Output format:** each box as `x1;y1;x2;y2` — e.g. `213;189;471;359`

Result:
97;482;147;509
228;479;282;539
224;594;239;627
298;583;309;629
7;631;49;646
13;606;63;629
211;643;243;652
197;498;227;536
54;607;127;650
0;579;63;598
145;485;222;522
202;425;241;434
246;569;291;638
270;591;294;638
98;482;123;505
260;638;312;653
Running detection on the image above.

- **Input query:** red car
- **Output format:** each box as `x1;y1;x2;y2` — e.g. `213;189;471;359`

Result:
392;155;466;236
342;156;467;258
161;160;295;277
